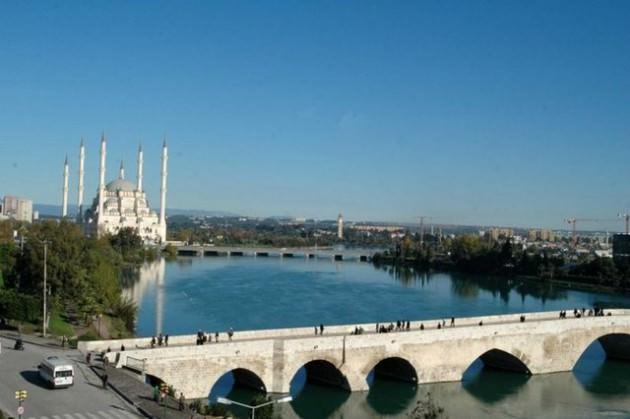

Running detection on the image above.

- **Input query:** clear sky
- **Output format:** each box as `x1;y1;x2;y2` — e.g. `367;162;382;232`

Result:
1;1;629;230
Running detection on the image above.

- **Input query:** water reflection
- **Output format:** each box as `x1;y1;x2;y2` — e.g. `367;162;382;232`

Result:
289;383;350;419
462;359;530;404
122;259;166;336
366;379;417;415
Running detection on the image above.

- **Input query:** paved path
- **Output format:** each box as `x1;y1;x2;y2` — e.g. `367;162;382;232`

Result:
0;336;142;419
90;365;190;419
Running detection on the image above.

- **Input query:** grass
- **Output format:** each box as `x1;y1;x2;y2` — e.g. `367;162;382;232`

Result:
47;310;74;337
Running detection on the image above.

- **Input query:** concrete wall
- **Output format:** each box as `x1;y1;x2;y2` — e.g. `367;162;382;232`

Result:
83;310;630;399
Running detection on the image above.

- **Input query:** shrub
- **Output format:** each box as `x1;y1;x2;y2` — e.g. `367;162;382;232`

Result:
0;289;40;323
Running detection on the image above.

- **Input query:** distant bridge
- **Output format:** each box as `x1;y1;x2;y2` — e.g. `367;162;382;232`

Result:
79;310;630;400
174;245;375;262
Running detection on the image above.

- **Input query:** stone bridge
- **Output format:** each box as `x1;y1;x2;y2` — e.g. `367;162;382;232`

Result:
78;310;630;400
174;245;374;261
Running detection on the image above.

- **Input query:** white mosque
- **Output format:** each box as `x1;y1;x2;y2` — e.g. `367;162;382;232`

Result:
61;134;168;244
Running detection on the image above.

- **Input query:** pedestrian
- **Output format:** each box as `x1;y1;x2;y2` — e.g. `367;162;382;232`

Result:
121;344;125;351
450;317;455;327
376;323;379;333
320;324;324;335
215;331;219;342
179;392;185;411
314;326;318;335
158;334;163;346
151;336;156;348
61;335;66;348
153;385;159;402
86;352;92;364
228;327;234;341
437;323;441;330
420;323;424;330
102;372;108;389
165;334;169;346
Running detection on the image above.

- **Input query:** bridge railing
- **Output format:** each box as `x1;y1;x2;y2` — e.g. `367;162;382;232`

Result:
125;356;146;373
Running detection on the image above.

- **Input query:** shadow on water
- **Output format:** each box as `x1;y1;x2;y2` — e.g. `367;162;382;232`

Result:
289;383;350;419
366;379;417;415
208;370;266;419
461;359;529;404
289;367;349;419
573;339;630;397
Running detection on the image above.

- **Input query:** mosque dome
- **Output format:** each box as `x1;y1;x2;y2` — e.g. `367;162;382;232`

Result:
105;178;136;193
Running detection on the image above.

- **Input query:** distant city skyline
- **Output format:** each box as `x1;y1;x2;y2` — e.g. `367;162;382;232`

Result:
1;2;629;230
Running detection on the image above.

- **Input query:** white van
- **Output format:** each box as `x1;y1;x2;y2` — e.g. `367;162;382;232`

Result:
38;356;74;388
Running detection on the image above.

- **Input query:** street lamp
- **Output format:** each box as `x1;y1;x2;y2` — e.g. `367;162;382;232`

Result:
216;395;292;419
40;240;50;338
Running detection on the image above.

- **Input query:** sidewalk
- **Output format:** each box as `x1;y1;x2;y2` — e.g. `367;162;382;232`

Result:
91;364;192;419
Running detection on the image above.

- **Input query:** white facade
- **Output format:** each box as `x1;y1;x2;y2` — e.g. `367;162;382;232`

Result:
81;136;168;244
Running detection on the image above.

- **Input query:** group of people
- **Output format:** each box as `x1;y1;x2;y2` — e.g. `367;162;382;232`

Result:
150;333;169;348
376;320;411;333
560;307;610;319
314;324;325;335
195;328;234;345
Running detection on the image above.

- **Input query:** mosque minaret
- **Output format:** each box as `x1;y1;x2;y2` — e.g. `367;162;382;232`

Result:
63;134;168;244
77;138;85;222
61;156;69;218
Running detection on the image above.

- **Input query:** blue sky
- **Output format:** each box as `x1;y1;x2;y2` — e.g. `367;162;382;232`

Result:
1;1;629;229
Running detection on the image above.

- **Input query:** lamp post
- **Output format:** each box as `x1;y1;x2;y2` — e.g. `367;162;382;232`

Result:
216;395;292;419
41;240;50;338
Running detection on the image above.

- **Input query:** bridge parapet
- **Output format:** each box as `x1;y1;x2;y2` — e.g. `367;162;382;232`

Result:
79;309;630;354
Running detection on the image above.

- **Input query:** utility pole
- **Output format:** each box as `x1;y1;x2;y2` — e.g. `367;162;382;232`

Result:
42;240;50;338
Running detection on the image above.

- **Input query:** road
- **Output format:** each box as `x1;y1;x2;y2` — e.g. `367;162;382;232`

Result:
0;336;142;419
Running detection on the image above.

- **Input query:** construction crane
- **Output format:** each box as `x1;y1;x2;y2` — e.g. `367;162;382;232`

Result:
564;217;617;246
621;213;630;234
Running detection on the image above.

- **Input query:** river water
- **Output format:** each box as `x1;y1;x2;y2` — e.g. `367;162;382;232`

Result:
124;257;630;418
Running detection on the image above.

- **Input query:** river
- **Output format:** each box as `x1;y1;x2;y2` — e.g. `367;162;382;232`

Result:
123;256;630;418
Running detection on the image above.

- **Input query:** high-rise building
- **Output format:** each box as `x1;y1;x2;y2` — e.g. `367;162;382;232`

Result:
612;234;630;266
1;196;33;222
528;229;555;242
488;228;514;241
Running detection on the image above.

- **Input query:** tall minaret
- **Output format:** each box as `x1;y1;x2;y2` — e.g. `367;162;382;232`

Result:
119;160;125;179
77;138;85;221
337;213;344;239
97;133;107;219
61;156;69;217
159;140;168;241
136;144;144;192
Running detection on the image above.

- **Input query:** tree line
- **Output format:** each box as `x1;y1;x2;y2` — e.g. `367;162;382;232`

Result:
373;233;630;290
0;220;155;337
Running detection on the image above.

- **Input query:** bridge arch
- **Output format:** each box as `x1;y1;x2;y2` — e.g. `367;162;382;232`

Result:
367;356;418;385
463;348;531;376
573;332;630;368
208;367;267;402
288;358;351;393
